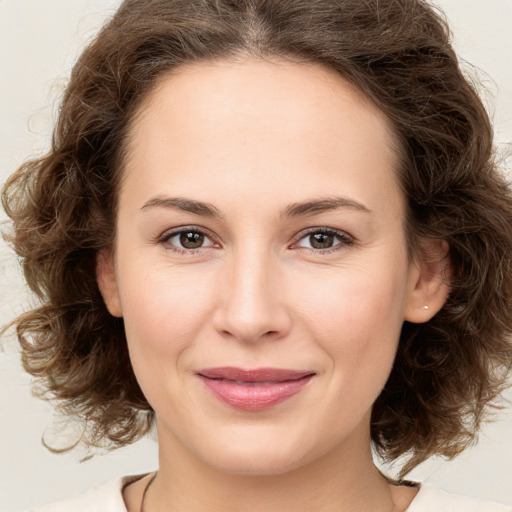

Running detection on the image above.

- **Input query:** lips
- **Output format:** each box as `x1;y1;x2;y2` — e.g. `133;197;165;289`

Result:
197;367;315;411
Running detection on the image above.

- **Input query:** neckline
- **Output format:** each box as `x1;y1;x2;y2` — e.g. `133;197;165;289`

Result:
119;474;422;512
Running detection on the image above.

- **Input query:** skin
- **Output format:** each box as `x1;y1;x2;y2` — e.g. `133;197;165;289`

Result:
97;57;450;512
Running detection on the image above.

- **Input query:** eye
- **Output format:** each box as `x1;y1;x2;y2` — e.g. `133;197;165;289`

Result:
294;228;353;252
160;227;216;251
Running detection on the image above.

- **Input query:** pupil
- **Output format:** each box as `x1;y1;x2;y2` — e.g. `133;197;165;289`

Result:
180;232;204;249
310;232;334;249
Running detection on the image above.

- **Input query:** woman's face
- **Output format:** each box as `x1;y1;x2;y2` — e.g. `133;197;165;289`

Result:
99;58;438;475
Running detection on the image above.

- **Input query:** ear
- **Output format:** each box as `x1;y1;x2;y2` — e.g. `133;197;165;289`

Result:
404;238;451;323
96;249;123;318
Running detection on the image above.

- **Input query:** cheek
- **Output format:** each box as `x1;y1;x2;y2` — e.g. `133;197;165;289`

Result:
117;262;221;415
292;264;408;376
118;261;218;360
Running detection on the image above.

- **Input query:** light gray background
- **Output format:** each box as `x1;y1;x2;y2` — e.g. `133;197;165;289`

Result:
1;1;511;510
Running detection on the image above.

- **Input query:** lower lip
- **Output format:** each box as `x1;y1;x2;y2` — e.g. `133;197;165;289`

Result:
199;375;314;411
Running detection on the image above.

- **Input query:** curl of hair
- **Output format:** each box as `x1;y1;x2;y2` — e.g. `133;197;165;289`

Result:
3;0;512;475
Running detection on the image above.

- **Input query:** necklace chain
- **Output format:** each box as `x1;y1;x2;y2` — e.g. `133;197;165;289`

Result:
140;472;158;512
139;471;399;512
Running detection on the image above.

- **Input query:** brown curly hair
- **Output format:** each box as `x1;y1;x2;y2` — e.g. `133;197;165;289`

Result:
2;0;512;475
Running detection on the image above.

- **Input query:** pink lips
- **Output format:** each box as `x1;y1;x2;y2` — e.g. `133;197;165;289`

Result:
197;367;315;411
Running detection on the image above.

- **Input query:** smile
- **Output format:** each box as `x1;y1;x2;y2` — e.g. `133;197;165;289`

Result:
197;367;315;411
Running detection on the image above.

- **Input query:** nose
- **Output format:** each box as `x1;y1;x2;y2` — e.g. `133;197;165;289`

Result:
213;244;292;344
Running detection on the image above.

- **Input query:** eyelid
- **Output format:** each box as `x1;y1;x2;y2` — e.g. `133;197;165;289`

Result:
157;225;220;251
154;225;354;254
290;227;355;252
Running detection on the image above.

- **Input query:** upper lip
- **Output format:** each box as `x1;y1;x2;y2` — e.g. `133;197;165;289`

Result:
198;367;315;382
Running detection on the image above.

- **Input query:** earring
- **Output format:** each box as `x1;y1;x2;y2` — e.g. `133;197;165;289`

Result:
423;305;430;310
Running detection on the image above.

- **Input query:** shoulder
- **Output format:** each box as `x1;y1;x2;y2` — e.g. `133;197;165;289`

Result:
28;475;145;512
407;483;512;512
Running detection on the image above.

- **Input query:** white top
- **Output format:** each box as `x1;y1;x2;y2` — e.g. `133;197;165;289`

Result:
30;475;512;512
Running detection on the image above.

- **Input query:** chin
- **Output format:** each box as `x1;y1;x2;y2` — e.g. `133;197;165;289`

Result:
195;430;323;476
208;450;309;476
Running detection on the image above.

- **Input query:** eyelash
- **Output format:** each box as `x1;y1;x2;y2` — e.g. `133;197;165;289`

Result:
293;227;354;254
157;225;218;254
157;226;354;255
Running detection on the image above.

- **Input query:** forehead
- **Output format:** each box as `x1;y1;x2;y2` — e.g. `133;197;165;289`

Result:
121;57;403;216
132;57;397;145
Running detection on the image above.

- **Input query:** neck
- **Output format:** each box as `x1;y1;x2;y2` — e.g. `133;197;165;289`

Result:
143;420;400;512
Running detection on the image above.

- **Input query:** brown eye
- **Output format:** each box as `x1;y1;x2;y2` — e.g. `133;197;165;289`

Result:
161;228;215;251
295;229;353;252
179;231;205;249
309;232;335;249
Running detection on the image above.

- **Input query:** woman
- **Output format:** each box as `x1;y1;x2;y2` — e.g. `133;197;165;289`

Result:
2;0;512;510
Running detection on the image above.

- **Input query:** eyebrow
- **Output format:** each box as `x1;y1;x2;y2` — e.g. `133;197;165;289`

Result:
141;196;223;218
140;195;370;218
282;197;371;218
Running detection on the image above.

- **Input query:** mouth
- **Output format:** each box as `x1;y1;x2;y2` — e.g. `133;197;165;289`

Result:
197;367;316;411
